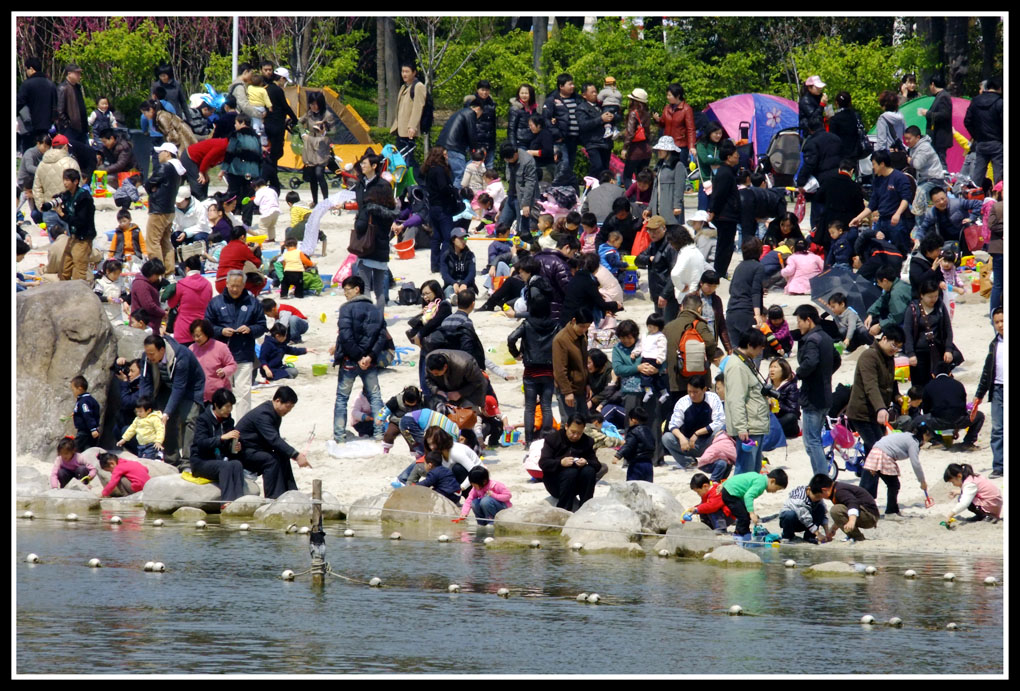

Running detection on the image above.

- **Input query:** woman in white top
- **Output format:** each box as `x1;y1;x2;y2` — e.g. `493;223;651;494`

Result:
424;426;483;490
669;225;708;303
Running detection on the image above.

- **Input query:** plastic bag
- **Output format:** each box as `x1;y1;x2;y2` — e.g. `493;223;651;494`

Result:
793;191;807;223
332;253;357;286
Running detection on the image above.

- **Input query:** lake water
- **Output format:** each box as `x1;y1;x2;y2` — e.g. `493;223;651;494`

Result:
16;513;1004;675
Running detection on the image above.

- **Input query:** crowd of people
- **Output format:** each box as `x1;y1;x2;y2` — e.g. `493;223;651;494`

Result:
17;54;1005;533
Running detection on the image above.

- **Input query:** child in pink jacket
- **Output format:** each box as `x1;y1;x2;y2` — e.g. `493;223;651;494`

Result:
780;240;824;295
454;466;512;526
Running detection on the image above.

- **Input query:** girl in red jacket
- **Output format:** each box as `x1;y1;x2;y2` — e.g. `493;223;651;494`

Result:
686;472;735;533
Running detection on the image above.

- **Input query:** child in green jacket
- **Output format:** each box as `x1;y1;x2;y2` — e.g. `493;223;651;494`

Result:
720;469;788;538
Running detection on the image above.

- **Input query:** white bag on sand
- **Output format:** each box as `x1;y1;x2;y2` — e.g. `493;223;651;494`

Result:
326;439;382;459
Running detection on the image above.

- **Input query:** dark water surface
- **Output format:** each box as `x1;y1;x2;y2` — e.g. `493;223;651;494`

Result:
16;514;1004;675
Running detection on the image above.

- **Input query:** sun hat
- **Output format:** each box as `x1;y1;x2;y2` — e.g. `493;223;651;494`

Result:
689;210;710;223
627;88;649;104
805;75;826;88
652;135;682;152
153;142;178;156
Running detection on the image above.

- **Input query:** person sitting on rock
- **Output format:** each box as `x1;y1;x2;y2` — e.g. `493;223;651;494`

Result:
417;451;462;505
98;450;151;497
538;413;602;511
234;385;311;500
190;387;247;504
50;437;97;489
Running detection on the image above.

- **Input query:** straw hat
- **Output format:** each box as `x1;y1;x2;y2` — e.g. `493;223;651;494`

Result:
627;88;649;104
652;135;682;153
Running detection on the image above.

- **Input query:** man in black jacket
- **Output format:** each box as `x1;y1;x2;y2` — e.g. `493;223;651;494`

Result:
963;77;1002;184
144;141;182;270
635;216;677;318
139;334;207;471
797;117;843;233
919;76;954;169
261;65;298;194
596;196;642;251
54;168;96;283
740;172;787;247
330;276;386;443
577;83;615;178
922;363;983;451
55;63;93;179
17;57;57;154
972;307;1003;476
235;386;310;500
814;474;880;542
538;415;602;511
468;80;496;167
543;73;581;187
708;140;742;278
424;290;486;369
794;305;841;477
425;349;488;413
437;99;483;185
812;159;865;253
97;128;137;183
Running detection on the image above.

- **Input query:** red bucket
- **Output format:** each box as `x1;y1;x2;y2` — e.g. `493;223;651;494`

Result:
395;239;415;260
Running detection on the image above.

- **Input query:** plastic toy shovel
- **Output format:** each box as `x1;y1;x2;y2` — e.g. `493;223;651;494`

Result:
924;490;935;509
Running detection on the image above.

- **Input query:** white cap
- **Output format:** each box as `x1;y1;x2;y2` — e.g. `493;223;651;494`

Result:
153;142;178;156
805;75;826;88
274;67;291;83
175;187;192;203
689;210;710;223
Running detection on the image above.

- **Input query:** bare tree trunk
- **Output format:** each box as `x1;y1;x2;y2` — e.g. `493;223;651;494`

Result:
385;18;399;125
299;18;314;86
376;18;387;127
980;16;1000;80
944;17;969;96
532;16;547;87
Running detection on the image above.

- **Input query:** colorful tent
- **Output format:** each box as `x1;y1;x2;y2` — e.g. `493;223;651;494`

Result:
702;93;799;158
868;95;972;173
279;85;379;171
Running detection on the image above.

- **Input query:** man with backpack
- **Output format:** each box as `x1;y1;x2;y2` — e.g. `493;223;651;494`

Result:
390;61;431;180
662;293;716;464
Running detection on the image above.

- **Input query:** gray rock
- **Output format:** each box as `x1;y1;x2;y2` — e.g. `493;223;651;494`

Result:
804;561;859;576
561;497;645;555
252;490;346;529
22;488;102;515
221;495;270;517
16;466;50;498
607;481;686;534
703;544;763;567
141;474;224;514
381;485;460;523
17;282;117;457
172;507;208;521
493;504;574;536
653;520;718;558
100;495;144;512
347;492;391;522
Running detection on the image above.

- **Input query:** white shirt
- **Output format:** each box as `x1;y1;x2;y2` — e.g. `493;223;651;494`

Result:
668;391;726;435
446;442;483;489
254;186;280;216
671;244;708;302
994;335;1003;386
633;331;667;363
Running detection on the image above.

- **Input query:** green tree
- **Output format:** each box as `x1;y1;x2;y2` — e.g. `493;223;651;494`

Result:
53;17;171;125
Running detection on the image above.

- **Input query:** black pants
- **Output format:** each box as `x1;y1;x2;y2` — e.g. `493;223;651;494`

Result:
481;275;525;311
778;412;800;439
63;128;95;181
932;412;984;445
859;469;901;514
57;464;91;488
264;123;286;193
622;157;650;185
74;431;94;453
179;150;208;201
190;456;246;503
240;448;298;500
721;487;752;535
851;419;885;458
543;464;598;511
225;174;256;226
281;270;304;299
304;165;329;206
586;146;609;178
713;219;739;278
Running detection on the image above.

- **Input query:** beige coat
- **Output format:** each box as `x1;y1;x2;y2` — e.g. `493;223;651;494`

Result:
33;147;81;202
723;352;771;437
155;110;198;151
389;80;426;137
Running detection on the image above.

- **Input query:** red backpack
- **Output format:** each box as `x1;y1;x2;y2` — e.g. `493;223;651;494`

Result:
676;319;708;378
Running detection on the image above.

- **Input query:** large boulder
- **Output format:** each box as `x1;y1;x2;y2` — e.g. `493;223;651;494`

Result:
16;466;49;498
221;495;270;517
252;490;346;529
607;481;686;534
347;492;391;522
141;474;224;514
653;520;719;558
804;561;859;577
381;485;460;523
561;497;645;555
703;544;763;567
494;504;574;536
17;282;117;458
81;447;178;496
21;488;102;514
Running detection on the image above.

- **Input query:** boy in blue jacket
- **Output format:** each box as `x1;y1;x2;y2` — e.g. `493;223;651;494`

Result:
417;451;462;504
614;406;655;481
598;230;625;278
260;323;307;381
71;375;101;452
824;220;857;269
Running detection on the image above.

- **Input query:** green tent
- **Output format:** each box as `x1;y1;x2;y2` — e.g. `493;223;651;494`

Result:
868;95;972;172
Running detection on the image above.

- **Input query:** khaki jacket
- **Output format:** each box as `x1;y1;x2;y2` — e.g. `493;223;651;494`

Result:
33;147;81;202
390;80;426;137
552;326;588;396
664;308;716;391
723;352;771;437
155;110;198;151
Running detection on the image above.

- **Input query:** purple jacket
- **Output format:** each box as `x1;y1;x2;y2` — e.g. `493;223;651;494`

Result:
534;248;572;321
131;275;165;332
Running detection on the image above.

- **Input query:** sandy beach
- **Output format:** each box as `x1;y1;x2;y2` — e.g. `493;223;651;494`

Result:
16;189;1005;558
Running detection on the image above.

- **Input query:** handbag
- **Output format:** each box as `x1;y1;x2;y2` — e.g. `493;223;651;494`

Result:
446;405;478;431
347;222;375;256
632;122;647;143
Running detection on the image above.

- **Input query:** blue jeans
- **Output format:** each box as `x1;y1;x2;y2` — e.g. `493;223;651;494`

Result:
483;261;511;292
288;317;309;343
703;459;732;483
429;206;454;274
557;392;588;424
333;365;384;442
697;186;710;211
483;147;495;169
398;411;428;456
499;196;532;238
447;151;467;188
554;137;578;184
990;253;1002;321
42;210;68;235
733;434;765;475
471;496;508;524
991;385;1002;474
523;377;555;445
801;404;828;476
660;431;711;468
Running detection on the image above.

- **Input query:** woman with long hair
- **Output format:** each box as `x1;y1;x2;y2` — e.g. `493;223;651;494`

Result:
695;121;725;211
420;145;460;275
621;88;652;185
508;83;538;150
405;279;453;392
299;90;338;206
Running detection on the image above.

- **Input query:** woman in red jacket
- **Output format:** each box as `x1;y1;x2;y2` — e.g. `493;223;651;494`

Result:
215;224;265;296
653;83;697;165
168;254;213;345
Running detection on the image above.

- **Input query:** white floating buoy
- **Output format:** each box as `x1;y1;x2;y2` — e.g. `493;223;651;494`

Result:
152;562;165;572
576;592;589;602
888;617;903;627
447;584;461;593
943;572;956;581
570;542;584;551
904;569;917;579
21;511;34;519
153;519;164;527
143;561;155;572
864;565;877;575
281;569;295;581
946;622;959;630
195;520;207;529
88;558;101;568
437;534;450;542
389;532;401;540
298;526;310;535
658;549;670;558
25;553;40;563
483;536;495;545
530;540;541;549
860;614;876;625
239;523;251;531
343;529;355;537
984;576;998;586
286;524;298;534
369;577;383;587
586;593;601;604
65;513;78;522
784;559;797;568
497;587;510;598
110;516;122;524
728;605;743;616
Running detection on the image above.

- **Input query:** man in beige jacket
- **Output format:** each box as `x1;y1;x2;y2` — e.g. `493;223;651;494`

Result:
390;61;426;178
